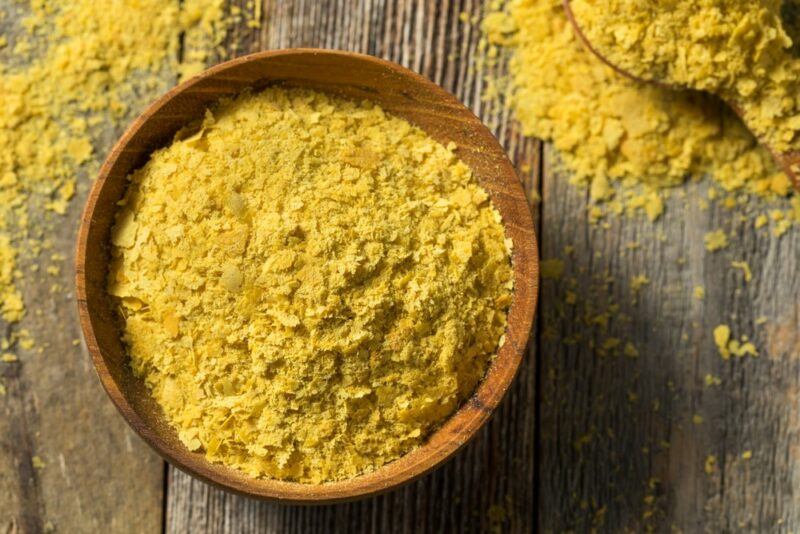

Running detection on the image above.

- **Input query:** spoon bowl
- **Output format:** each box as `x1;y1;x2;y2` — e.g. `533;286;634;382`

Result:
563;0;800;190
74;49;539;503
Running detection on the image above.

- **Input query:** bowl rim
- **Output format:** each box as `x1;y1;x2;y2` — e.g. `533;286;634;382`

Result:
75;48;539;504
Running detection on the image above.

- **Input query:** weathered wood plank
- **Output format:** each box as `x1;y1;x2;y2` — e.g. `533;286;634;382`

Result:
165;0;540;532
0;194;164;534
0;5;169;533
538;147;800;531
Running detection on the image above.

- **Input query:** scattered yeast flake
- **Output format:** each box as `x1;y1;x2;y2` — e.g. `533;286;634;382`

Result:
705;454;717;475
0;0;233;332
704;230;729;252
713;325;732;359
693;286;706;300
713;324;758;360
704;374;722;387
623;342;639;359
731;261;753;283
630;275;650;295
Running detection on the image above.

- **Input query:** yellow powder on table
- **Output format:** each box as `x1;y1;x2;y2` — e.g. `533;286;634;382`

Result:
713;324;759;359
482;0;792;220
0;0;230;334
570;0;800;153
109;87;514;483
731;260;753;282
0;236;24;323
704;229;729;251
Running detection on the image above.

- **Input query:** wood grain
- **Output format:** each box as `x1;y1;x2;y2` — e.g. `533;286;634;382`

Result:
6;0;800;531
0;8;164;534
539;147;800;532
0;195;164;534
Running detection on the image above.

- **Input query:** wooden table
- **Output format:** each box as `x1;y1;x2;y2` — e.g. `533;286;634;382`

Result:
2;1;799;532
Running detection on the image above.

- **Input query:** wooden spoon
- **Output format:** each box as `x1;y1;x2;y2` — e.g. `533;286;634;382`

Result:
74;49;539;503
563;0;800;191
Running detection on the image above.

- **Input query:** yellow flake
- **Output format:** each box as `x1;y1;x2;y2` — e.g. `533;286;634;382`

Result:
32;456;46;469
773;219;792;238
1;353;18;363
754;214;768;229
623;342;639;359
162;312;180;338
692;414;704;425
693;286;705;300
705;455;716;475
66;137;93;164
741;450;752;460
17;330;34;351
731;261;753;283
109;88;513;484
704;230;729;252
482;0;792;227
704;374;722;386
589;174;614;201
729;339;759;358
713;325;731;359
630;275;650;295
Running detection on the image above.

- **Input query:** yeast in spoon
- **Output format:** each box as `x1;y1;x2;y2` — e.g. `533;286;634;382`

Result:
568;0;800;179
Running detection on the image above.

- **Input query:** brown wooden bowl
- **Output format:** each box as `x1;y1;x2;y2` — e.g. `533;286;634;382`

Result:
75;49;539;503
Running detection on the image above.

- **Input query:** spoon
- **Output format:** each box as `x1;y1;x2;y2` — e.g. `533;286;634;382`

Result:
563;0;800;191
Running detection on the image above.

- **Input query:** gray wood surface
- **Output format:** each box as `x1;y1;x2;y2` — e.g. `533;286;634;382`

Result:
4;0;800;532
0;196;164;534
539;151;800;532
0;5;165;534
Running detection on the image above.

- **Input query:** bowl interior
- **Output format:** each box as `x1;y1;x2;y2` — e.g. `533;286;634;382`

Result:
76;49;538;503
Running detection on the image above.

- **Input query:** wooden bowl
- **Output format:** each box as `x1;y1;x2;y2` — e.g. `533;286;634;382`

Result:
75;49;539;503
